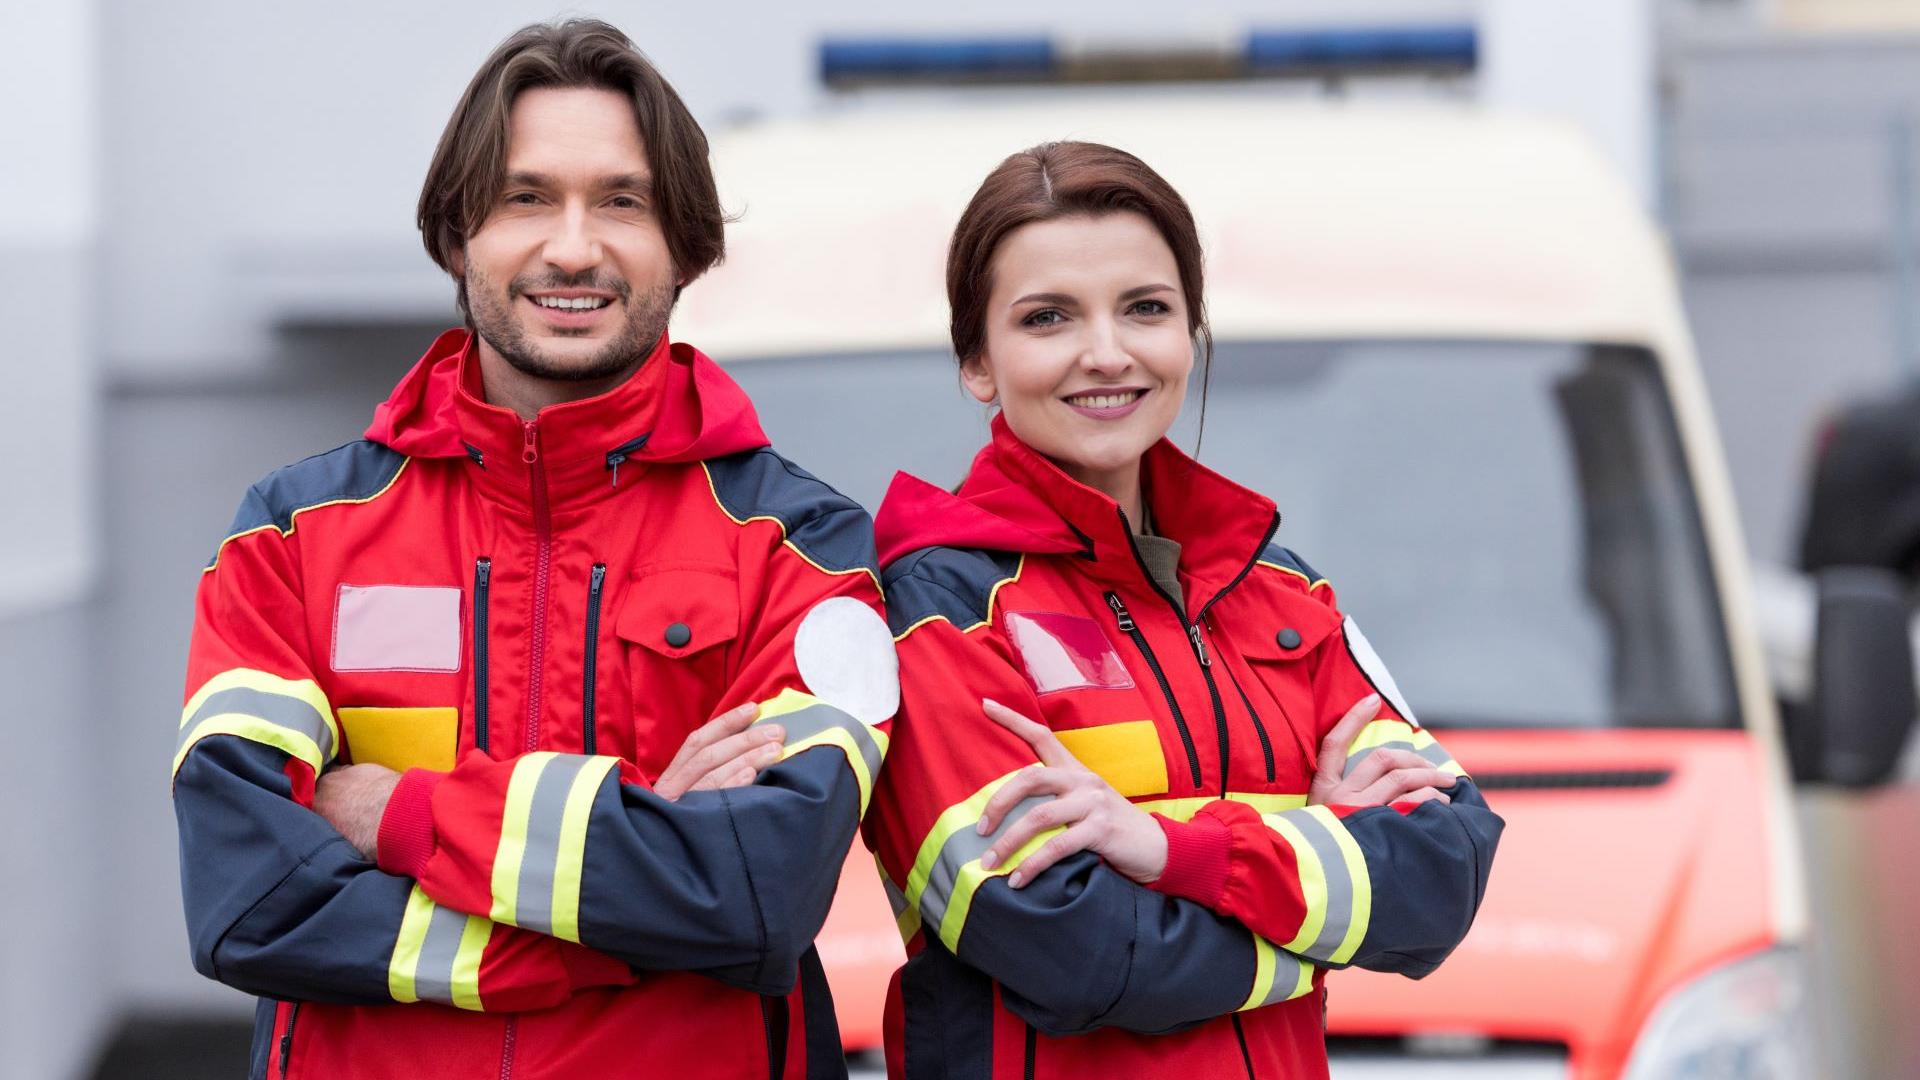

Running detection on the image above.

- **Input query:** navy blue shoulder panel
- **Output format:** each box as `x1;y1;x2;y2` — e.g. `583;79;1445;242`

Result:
705;447;877;575
1259;542;1325;586
882;546;1023;637
215;441;406;560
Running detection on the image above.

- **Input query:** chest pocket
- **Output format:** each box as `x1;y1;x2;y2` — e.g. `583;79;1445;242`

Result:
1231;583;1343;748
614;565;741;778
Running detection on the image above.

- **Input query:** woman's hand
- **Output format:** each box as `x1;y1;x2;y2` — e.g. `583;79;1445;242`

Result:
975;699;1169;888
1309;693;1454;808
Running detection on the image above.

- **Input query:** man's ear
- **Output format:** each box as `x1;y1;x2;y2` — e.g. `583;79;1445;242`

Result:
959;353;997;405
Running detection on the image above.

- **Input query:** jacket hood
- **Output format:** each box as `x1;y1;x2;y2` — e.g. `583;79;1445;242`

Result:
365;328;770;464
875;414;1281;605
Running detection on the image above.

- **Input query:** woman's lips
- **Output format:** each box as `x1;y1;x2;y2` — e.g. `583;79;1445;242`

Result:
1063;388;1149;420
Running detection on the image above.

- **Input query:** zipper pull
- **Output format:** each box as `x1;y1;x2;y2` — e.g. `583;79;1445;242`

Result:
522;421;539;464
1189;624;1211;667
607;452;624;489
1105;591;1135;632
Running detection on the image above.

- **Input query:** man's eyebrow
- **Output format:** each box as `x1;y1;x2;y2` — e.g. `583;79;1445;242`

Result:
601;173;653;194
503;171;555;189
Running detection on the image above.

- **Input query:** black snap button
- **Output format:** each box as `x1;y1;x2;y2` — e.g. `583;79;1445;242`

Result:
664;622;692;648
1276;628;1303;650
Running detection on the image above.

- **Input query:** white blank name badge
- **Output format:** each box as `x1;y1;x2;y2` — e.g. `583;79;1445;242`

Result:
333;584;463;673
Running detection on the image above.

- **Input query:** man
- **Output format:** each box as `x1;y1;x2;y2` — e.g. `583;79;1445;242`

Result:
173;20;894;1079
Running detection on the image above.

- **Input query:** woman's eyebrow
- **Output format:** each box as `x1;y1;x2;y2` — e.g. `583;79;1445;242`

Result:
1011;291;1077;307
1119;283;1176;301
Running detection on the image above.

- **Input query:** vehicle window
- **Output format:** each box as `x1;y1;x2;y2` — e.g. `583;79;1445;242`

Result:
728;340;1738;730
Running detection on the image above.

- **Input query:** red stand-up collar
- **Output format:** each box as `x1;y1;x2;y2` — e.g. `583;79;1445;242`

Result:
365;328;770;513
876;413;1281;616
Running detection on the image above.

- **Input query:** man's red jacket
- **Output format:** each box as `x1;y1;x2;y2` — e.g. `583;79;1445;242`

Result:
864;415;1501;1079
174;329;894;1079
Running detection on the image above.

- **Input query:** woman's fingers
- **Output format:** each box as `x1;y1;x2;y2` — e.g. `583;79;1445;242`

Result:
984;698;1079;768
981;791;1082;871
660;702;760;778
1314;693;1381;788
1338;747;1432;792
1393;786;1452;807
690;739;783;792
977;765;1070;837
1353;766;1456;807
1007;821;1101;887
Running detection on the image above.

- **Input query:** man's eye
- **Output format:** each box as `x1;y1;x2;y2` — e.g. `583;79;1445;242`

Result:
505;192;540;206
609;195;645;211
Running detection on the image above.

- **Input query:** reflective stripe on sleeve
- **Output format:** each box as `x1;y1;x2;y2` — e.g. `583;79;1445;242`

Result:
489;752;621;943
755;687;890;814
1240;935;1317;1011
903;769;1065;953
1342;718;1465;779
173;668;339;778
1259;805;1372;965
389;884;492;1010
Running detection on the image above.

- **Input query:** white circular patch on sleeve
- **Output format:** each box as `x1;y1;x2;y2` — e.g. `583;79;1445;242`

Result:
794;596;900;725
1343;615;1418;725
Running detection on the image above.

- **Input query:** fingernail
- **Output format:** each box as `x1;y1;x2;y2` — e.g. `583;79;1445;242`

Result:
982;697;1000;710
763;725;784;741
976;816;990;835
1008;871;1024;888
980;850;998;870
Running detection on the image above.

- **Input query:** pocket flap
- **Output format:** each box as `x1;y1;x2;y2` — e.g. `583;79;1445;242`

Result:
1237;586;1342;662
616;566;740;659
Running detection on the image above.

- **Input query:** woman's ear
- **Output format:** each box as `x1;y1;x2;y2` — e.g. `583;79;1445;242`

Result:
959;353;998;405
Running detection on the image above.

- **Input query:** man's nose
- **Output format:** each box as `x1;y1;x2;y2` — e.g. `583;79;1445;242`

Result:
541;203;603;276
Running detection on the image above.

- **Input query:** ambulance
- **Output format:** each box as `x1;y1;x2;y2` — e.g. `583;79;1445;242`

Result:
673;91;1920;1079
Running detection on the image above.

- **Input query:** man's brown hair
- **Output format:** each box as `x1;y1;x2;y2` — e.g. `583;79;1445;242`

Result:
418;19;724;309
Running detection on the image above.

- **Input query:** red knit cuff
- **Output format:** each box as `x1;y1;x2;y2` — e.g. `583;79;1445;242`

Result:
559;940;635;991
1147;811;1231;907
376;768;445;879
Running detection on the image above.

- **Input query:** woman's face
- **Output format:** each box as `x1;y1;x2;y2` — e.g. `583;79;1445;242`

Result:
963;211;1193;496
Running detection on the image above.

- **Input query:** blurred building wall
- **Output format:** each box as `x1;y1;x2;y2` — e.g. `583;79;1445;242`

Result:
0;4;106;1080
1668;30;1920;564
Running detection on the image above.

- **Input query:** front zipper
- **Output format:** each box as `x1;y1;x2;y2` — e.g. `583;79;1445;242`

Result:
499;1016;516;1080
278;1001;301;1078
1023;1023;1038;1080
1106;591;1202;788
524;421;552;757
1232;1014;1257;1079
582;563;607;755
473;558;492;753
762;996;790;1080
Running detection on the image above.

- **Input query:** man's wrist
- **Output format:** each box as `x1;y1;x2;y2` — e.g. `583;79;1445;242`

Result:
376;768;446;878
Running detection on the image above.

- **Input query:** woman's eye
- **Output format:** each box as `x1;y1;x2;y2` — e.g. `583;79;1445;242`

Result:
1131;299;1171;316
1022;309;1064;328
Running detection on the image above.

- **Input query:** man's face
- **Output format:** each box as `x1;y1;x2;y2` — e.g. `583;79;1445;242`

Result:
459;86;676;384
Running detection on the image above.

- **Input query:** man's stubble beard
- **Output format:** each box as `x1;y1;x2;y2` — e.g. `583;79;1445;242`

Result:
465;264;675;384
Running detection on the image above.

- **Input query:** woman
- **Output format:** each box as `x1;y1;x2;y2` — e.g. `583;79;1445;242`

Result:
864;142;1502;1079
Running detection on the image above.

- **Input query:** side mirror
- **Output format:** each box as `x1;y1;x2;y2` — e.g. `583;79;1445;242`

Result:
1799;567;1918;786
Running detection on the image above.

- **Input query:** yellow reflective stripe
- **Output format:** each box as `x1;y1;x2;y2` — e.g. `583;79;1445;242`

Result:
783;726;881;814
1238;935;1316;1011
1276;949;1316;1004
449;914;493;1011
939;825;1060;953
490;752;556;926
1344;719;1466;778
388;884;437;1003
1242;935;1278;1010
754;688;890;813
1134;791;1309;822
173;668;339;778
1322;808;1372;965
550;756;618;944
1263;812;1330;955
755;686;817;720
905;771;1022;910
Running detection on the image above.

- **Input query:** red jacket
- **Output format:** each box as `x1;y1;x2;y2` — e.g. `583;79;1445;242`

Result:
174;329;893;1079
864;415;1501;1080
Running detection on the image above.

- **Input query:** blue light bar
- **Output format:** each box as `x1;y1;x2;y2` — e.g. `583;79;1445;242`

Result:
1245;25;1476;73
820;37;1054;84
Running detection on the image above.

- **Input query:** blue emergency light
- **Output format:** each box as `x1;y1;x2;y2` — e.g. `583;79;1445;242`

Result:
819;25;1477;87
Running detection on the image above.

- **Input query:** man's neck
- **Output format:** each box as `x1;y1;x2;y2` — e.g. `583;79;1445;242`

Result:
475;339;645;421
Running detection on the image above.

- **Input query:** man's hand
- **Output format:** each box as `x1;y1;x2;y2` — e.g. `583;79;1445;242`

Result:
975;698;1169;888
315;763;403;861
1308;693;1454;808
654;702;782;801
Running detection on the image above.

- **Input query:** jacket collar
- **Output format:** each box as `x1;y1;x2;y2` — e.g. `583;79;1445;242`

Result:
878;413;1280;616
365;328;770;512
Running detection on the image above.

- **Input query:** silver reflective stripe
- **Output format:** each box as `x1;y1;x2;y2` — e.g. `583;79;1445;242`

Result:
1286;810;1358;962
881;874;909;919
775;702;884;778
412;901;469;1005
177;686;335;762
513;753;591;936
919;795;1051;941
1343;740;1454;778
1260;959;1305;1007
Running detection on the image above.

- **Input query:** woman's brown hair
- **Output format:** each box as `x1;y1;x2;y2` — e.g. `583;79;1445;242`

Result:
946;141;1211;368
418;19;725;312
